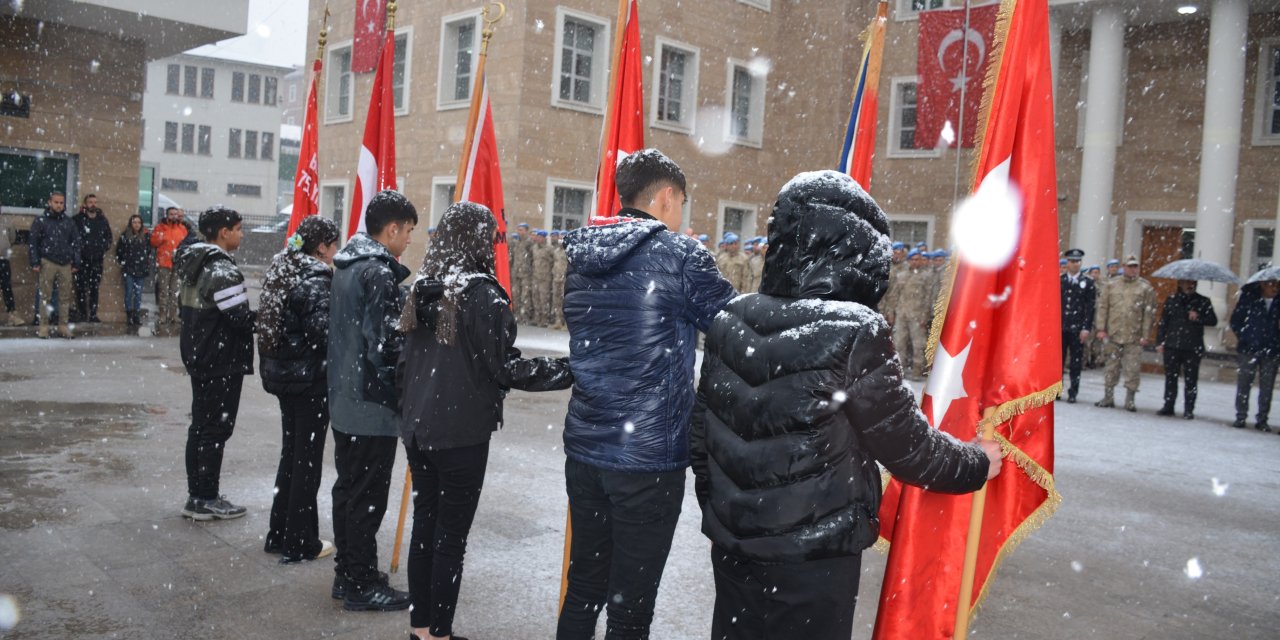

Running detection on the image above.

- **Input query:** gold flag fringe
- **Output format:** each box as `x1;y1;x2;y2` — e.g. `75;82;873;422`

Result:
969;0;1015;186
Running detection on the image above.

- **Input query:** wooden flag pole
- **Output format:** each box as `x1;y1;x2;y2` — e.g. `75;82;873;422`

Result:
953;406;998;638
454;3;507;198
389;467;411;573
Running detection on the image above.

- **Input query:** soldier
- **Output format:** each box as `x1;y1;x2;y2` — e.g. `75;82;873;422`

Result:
893;250;934;380
1105;258;1121;280
715;232;750;293
550;230;568;330
1059;257;1068;277
1059;248;1096;403
744;237;764;293
1094;254;1157;411
1088;259;1122;368
511;222;533;322
881;242;908;328
699;234;713;255
530;230;554;327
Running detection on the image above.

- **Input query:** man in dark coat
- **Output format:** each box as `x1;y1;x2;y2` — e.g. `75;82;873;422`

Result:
1155;279;1217;419
557;149;736;639
28;191;81;338
72;194;112;322
1060;248;1095;403
1230;280;1280;431
690;170;1000;640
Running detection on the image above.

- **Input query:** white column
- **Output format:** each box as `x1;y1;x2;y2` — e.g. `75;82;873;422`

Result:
1074;6;1125;265
1048;12;1062;111
1196;0;1248;342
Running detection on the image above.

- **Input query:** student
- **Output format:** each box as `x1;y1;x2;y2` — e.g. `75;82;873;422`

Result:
398;202;573;640
690;171;1001;640
327;190;417;611
115;214;152;326
258;216;341;564
176;206;255;520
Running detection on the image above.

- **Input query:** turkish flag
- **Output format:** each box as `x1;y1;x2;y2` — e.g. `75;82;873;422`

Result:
873;0;1061;638
458;78;511;296
286;59;321;239
348;28;397;239
353;0;387;73
594;0;644;219
914;4;999;149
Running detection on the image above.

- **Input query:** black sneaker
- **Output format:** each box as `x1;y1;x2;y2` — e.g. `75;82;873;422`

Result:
181;496;247;521
1232;418;1246;429
1156;406;1174;417
332;571;389;600
1256;422;1273;433
343;578;411;612
1183;411;1194;420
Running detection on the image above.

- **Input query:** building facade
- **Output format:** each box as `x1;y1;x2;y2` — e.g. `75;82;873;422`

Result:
140;53;291;225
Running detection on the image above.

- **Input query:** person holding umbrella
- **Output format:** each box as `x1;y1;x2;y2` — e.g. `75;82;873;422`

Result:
1155;280;1217;419
1230;278;1280;432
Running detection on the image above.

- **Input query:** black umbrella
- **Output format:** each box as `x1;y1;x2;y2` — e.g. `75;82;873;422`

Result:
1150;259;1240;285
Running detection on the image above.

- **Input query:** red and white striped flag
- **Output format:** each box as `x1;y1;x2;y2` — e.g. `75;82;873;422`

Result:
348;26;397;239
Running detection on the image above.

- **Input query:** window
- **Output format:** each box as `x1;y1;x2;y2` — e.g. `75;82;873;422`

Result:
264;76;278;106
232;72;245;102
228;128;242;158
288;83;297;103
0;148;78;213
166;64;180;94
737;0;771;9
431;177;457;225
726;60;766;146
547;180;593;230
197;125;211;155
247;74;262;104
321;183;347;230
137;165;155;224
183;65;198;97
245;130;259;160
652;39;699;133
261;132;274;160
896;0;945;20
326;43;354;122
160;177;198;192
180;123;195;154
439;12;479;108
887;77;940;158
392;30;411;115
164;122;178;152
227;183;262;197
1249;226;1275;274
552;9;610;112
889;217;933;246
200;67;215;98
1254;39;1280;144
719;202;756;241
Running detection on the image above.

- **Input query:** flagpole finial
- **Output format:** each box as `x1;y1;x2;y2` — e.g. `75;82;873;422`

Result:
479;3;507;56
316;6;330;63
386;1;396;31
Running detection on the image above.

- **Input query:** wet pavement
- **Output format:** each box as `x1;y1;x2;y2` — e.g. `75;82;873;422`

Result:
1;330;1278;639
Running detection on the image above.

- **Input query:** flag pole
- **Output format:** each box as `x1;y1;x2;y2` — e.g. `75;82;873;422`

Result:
454;3;508;198
953;408;998;637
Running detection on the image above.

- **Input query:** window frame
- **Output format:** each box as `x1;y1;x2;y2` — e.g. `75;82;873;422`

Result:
163;121;179;153
736;0;771;10
545;178;596;231
197;125;211;156
180;123;195;154
724;58;766;148
247;73;262;104
894;0;946;22
231;71;245;102
183;65;198;97
200;67;215;98
650;37;700;135
325;40;355;124
320;180;351;244
551;7;612;114
228;128;242;159
244;130;259;160
886;76;942;159
886;213;936;248
717;200;758;242
166;64;180;95
226;183;263;197
437;10;481;111
430;176;458;226
264;75;279;107
392;26;413;116
261;131;275;160
1252;37;1280;146
0;146;79;215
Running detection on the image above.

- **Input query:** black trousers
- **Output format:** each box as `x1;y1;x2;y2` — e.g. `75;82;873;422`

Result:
266;394;329;560
406;441;489;635
1236;353;1279;422
1161;348;1201;412
74;260;104;319
1061;329;1084;397
331;430;398;588
186;375;244;500
557;458;685;640
710;545;862;640
0;258;14;312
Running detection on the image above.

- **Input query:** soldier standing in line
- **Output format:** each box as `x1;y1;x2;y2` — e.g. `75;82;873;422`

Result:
1094;254;1157;411
511;222;533;322
1059;249;1096;404
746;237;765;294
881;241;908;329
550;230;568;330
715;232;750;293
1088;258;1122;368
699;234;714;256
530;230;554;327
894;250;934;380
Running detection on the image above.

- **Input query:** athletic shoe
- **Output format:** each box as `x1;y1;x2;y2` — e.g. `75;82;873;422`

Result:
332;570;389;600
181;496;247;521
342;578;410;612
279;540;335;565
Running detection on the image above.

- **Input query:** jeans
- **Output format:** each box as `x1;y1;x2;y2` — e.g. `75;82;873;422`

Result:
0;258;14;312
331;430;398;588
123;274;145;312
186;375;244;500
266;394;329;560
710;545;862;640
406;441;490;636
557;458;685;640
1235;352;1279;423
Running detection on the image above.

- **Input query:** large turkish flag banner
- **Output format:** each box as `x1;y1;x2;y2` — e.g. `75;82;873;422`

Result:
915;4;999;149
353;0;387;73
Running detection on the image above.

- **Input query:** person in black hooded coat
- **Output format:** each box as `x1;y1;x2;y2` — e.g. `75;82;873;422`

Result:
690;170;1002;640
398;202;572;640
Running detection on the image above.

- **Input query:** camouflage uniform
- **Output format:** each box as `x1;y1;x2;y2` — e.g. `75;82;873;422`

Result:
511;236;534;323
881;260;908;325
746;249;764;294
551;237;568;330
530;237;554;327
893;266;935;379
1095;274;1157;407
716;248;750;293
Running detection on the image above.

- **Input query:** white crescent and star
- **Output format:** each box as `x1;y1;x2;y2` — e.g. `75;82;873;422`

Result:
924;338;972;427
937;28;986;93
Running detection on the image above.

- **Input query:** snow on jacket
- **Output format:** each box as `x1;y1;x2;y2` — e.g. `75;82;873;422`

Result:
1156;289;1217;354
115;230;153;278
176;242;255;379
327;233;410;437
258;257;332;397
1230;290;1280;357
73;208;112;262
28;207;82;268
150;220;189;269
562;208;736;473
690;170;990;564
399;275;573;451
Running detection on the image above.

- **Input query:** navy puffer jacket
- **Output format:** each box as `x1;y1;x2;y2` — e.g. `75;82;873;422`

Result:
562;210;736;473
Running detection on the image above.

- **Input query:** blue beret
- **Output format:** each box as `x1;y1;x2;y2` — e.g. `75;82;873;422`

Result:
934;250;949;258
892;241;906;250
1086;265;1100;272
1106;259;1120;267
517;222;529;228
1059;258;1068;265
427;227;437;233
535;230;548;237
698;234;708;242
723;232;740;244
908;250;922;259
915;241;928;248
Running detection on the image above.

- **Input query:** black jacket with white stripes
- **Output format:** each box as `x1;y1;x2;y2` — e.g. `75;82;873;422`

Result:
176;242;256;379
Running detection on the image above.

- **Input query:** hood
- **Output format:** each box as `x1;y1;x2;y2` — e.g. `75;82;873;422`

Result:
334;232;411;282
563;218;666;275
758;170;892;306
175;242;232;285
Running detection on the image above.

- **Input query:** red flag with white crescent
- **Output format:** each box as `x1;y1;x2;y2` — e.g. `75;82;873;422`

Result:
352;0;386;73
286;59;322;239
874;0;1062;637
458;78;511;296
915;4;999;149
594;0;644;219
348;28;397;239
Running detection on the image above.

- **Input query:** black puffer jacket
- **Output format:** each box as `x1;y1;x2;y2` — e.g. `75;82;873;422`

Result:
1156;290;1217;354
73;208;112;263
690;170;989;564
28;208;81;268
175;242;255;379
115;230;153;278
259;258;332;396
399;275;573;450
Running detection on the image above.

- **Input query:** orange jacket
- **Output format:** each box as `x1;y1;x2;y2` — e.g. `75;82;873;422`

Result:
150;220;189;269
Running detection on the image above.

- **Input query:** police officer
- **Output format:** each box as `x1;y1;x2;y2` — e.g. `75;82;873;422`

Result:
1095;255;1157;411
1060;248;1096;403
